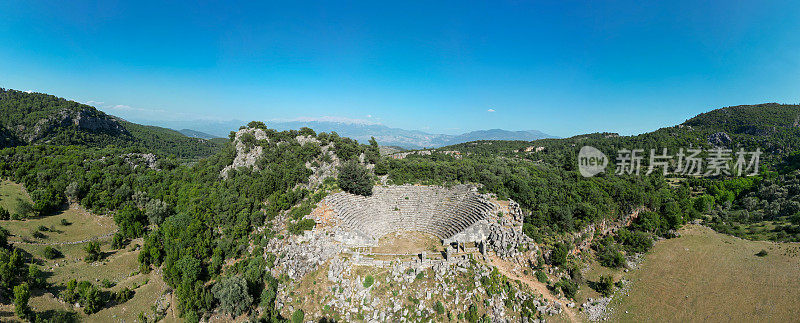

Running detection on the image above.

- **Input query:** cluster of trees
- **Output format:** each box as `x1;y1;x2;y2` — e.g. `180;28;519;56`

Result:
698;170;800;242
592;228;653;269
59;279;132;315
211;253;279;319
0;121;380;321
0;225;54;320
337;160;374;196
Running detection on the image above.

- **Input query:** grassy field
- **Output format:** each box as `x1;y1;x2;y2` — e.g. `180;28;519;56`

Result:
0;180;172;322
2;206;116;244
610;224;800;322
0;180;30;214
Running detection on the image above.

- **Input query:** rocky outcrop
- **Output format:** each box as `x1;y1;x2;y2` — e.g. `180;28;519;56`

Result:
24;107;128;143
122;153;159;170
220;128;269;178
486;200;533;259
707;131;732;146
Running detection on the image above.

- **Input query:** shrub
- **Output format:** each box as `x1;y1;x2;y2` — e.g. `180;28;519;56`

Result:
755;249;768;257
144;199;170;226
0;227;8;247
28;265;46;288
84;241;101;263
363;275;374;288
556;278;578;299
114;287;134;303
111;232;127;249
617;228;653;253
211;275;252;317
434;301;446;315
535;270;548;284
287;219;315;235
595;275;615;297
465;304;479;323
550;242;570;266
0;207;9;220
14;283;30;319
596;245;625;268
15;198;34;218
61;219;71;226
291;309;305;323
42;246;62;259
114;204;147;239
101;279;115;288
61;280;104;314
31;230;47;239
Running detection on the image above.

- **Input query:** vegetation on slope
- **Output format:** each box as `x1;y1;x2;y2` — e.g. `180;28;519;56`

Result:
0;120;374;321
0;88;222;158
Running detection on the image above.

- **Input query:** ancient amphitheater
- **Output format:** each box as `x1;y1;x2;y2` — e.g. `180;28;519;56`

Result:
315;184;499;247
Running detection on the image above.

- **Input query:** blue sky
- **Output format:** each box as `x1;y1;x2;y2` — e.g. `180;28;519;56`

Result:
1;1;799;137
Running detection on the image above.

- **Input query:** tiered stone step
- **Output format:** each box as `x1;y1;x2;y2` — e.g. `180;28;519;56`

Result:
323;184;495;241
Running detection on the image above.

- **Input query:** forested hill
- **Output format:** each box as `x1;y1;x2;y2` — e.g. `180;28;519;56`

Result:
380;103;800;242
683;103;800;135
0;88;222;158
442;103;800;165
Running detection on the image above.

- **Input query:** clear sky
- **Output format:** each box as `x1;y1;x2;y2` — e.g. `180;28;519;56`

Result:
1;1;799;137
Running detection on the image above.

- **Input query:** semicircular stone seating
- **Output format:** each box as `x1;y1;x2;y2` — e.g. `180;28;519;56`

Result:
324;184;496;242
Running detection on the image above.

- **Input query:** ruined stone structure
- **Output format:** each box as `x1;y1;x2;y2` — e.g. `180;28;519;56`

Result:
320;184;497;246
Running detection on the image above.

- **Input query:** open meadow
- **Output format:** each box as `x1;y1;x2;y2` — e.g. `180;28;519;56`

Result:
0;180;172;322
611;224;800;322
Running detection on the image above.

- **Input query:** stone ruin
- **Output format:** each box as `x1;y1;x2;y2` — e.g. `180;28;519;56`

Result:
269;184;552;321
310;184;533;260
320;184;496;246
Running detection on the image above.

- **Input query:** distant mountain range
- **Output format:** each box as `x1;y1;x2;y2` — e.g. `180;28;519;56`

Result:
147;120;557;149
178;129;219;140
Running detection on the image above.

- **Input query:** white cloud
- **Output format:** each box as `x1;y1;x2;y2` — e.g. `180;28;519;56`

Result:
24;90;33;94
487;108;496;112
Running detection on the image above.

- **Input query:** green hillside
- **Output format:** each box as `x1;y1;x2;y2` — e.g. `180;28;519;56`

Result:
0;88;222;157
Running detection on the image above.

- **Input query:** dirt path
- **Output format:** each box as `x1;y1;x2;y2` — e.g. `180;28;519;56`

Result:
489;255;580;322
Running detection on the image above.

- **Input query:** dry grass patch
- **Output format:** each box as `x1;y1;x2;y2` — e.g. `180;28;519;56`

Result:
372;231;441;254
612;224;800;322
2;205;116;244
